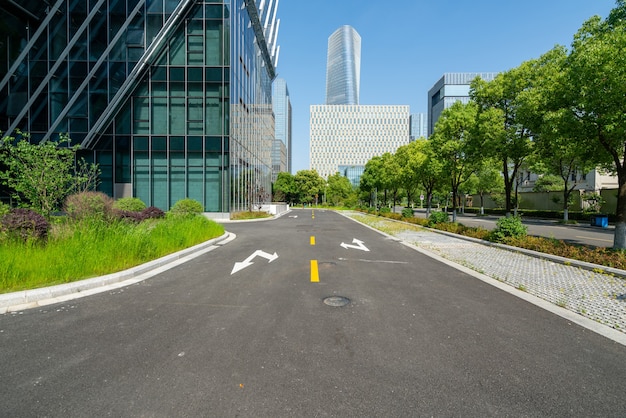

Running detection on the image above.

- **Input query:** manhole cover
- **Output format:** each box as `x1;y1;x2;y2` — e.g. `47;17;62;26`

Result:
323;296;351;307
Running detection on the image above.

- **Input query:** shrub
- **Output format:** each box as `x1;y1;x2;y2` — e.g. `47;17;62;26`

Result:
113;197;146;212
169;198;204;216
401;207;414;218
428;211;449;226
0;202;10;218
379;206;391;214
141;206;165;220
1;208;50;242
489;216;527;242
114;209;144;223
64;191;114;221
382;212;402;220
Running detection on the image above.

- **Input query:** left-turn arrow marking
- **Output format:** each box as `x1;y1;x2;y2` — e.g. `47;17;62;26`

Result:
231;250;279;275
340;238;370;252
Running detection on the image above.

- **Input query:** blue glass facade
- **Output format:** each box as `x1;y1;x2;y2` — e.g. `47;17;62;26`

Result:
0;0;279;214
427;72;497;137
271;77;291;178
325;25;361;105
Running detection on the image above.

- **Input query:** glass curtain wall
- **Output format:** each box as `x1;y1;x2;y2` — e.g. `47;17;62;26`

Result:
0;0;274;213
100;1;231;212
229;0;274;212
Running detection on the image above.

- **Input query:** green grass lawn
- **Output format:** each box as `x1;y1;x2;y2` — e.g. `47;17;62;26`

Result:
0;215;224;293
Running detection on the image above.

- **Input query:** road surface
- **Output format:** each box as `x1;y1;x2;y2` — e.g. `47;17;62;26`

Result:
1;210;624;416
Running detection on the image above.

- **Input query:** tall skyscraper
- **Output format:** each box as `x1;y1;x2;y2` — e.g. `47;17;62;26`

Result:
0;0;280;216
325;25;361;105
427;72;498;136
272;78;292;179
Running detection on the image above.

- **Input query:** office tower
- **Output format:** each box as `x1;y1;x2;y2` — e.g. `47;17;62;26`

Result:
310;104;410;180
410;113;428;141
427;72;498;136
325;25;361;105
271;78;292;180
0;0;280;216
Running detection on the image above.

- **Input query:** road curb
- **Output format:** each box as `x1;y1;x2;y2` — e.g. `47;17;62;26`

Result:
0;232;235;313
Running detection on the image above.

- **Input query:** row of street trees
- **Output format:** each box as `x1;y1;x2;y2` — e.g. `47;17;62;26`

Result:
273;169;356;207
357;1;626;249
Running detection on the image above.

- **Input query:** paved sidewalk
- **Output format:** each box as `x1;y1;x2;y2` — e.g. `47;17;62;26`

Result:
349;214;626;336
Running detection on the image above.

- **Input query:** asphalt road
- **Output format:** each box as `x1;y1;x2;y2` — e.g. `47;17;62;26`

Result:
1;209;625;417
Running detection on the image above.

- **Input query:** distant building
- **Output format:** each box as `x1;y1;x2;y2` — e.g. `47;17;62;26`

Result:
272;78;292;180
325;25;361;105
427;72;498;136
311;26;408;183
0;0;280;216
310;104;410;180
339;165;366;188
410;113;427;141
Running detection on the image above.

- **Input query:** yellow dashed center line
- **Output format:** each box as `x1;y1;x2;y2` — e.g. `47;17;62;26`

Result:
310;260;319;282
310;236;316;245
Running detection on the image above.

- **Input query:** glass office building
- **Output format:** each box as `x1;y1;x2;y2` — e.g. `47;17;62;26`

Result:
325;25;361;105
0;0;280;215
271;77;291;179
427;72;497;137
410;113;427;141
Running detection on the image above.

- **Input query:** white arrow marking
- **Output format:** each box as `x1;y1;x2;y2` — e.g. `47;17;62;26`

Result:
231;250;279;275
340;238;370;252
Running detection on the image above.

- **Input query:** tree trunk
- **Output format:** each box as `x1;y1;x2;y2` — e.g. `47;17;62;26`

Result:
563;189;570;222
451;187;458;223
479;192;485;215
614;174;626;249
503;161;513;215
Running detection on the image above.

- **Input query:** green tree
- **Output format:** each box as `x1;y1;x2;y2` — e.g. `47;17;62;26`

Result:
273;172;297;203
379;152;402;210
430;101;480;221
415;140;444;214
471;65;537;216
394;142;422;207
0;132;98;218
473;163;504;215
532;174;564;193
565;1;626;247
294;169;325;205
525;46;596;221
326;172;354;207
360;156;384;207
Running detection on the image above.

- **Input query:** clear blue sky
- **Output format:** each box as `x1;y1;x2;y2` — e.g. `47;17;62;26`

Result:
274;0;616;174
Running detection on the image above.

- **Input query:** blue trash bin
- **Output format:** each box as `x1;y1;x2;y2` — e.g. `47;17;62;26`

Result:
591;214;608;228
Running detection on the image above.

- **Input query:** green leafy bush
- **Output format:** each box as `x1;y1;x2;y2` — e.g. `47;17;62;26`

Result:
169;198;204;216
379;206;391;214
113;197;146;212
428;211;449;226
1;208;50;242
490;216;527;242
402;207;414;218
64;192;114;221
0;202;9;218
